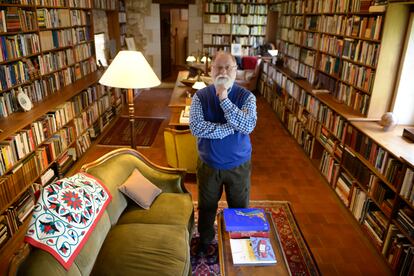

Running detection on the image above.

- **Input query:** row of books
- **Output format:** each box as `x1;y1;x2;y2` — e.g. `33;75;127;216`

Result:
231;25;266;36
223;208;276;266
37;8;71;29
0;7;37;33
334;82;370;115
93;0;116;10
0;189;35;251
0;33;40;62
400;167;414;204
203;34;230;46
231;14;266;25
340;61;375;93
0;153;38;210
320;149;340;185
0;60;30;90
38;48;74;75
73;42;92;62
343;125;405;188
383;224;414;275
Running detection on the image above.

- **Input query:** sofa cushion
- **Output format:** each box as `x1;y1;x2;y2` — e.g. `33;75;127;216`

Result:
91;223;190;276
118;169;162;209
117;193;193;227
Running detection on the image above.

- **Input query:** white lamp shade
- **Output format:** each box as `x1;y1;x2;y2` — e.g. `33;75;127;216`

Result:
192;81;206;90
99;51;161;89
268;49;279;57
201;56;211;63
186;55;196;62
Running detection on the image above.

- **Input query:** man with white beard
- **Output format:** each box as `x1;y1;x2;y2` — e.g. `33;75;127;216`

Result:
189;51;257;256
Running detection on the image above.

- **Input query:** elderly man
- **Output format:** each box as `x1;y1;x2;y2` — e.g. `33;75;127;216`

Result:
189;51;257;255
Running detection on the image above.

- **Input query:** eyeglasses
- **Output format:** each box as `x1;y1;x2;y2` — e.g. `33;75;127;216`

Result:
212;65;237;71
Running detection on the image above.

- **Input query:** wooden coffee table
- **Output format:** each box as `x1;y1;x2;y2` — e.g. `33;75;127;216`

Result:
217;211;291;276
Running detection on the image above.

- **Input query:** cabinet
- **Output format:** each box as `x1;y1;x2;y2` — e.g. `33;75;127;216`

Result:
259;0;414;272
202;0;268;56
0;0;124;273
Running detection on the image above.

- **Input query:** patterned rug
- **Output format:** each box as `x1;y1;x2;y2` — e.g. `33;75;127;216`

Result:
98;116;164;147
190;200;320;276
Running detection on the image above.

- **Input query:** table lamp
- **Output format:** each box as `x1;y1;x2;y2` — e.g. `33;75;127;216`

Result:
186;55;196;63
99;50;161;148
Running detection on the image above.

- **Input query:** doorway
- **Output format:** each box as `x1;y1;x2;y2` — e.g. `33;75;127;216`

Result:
160;4;188;81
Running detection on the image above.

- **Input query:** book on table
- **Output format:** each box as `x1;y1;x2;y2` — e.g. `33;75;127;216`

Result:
229;237;277;265
223;208;270;232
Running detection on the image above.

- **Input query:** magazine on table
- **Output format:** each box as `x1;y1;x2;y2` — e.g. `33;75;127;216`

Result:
229;237;277;265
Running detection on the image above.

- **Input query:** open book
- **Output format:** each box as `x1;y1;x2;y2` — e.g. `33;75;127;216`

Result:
179;106;190;124
230;237;277;265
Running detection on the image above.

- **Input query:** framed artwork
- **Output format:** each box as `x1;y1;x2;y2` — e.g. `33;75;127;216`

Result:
125;37;136;51
231;43;242;56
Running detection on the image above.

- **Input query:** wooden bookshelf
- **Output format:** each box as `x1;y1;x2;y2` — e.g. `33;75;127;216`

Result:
0;0;126;273
259;1;414;272
202;0;268;56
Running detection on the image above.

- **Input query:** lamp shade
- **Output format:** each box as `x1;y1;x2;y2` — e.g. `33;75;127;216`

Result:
192;81;206;90
99;51;161;89
200;56;211;63
268;49;279;57
186;55;196;63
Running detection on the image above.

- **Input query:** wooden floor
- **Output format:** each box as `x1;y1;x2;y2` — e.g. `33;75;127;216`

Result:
70;85;392;275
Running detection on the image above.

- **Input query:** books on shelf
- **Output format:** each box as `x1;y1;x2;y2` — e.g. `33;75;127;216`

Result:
223;208;269;232
229;237;276;265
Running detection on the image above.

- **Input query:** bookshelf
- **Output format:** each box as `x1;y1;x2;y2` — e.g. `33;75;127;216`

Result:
259;1;414;273
0;0;124;273
94;0;126;53
202;0;268;56
272;0;385;117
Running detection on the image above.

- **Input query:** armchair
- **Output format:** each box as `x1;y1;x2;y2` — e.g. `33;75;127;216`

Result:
235;56;262;92
164;128;198;174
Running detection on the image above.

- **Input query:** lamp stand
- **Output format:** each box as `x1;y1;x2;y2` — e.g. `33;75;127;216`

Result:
127;88;135;149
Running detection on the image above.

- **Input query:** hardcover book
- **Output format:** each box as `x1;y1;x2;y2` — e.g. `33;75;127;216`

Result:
229;237;277;265
223;208;269;232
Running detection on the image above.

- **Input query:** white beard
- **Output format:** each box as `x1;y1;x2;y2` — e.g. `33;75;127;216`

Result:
214;75;233;89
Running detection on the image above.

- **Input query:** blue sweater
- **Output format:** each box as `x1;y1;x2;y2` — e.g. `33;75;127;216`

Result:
194;85;254;169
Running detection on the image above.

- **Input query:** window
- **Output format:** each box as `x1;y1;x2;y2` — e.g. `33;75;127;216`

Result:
94;33;108;67
392;13;414;124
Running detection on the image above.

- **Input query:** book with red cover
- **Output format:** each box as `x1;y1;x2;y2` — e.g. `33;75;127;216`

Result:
229;231;270;239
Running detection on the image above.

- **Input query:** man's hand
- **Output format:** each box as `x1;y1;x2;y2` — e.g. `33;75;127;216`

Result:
215;84;228;101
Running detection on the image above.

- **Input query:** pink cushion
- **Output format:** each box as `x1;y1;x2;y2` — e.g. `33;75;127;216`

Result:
242;56;258;70
118;169;162;209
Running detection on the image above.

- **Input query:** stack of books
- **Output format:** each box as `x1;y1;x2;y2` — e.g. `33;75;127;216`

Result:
223;208;277;265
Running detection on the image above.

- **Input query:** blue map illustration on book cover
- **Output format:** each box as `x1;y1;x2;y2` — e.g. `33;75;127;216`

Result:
250;237;277;264
223;208;269;232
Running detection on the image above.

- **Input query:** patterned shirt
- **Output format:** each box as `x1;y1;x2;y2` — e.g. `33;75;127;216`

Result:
189;87;257;140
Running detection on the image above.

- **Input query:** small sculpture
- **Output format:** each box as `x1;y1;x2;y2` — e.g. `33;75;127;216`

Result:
379;112;398;131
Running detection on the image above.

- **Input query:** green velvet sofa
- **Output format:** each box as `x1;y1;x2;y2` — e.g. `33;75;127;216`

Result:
12;148;194;276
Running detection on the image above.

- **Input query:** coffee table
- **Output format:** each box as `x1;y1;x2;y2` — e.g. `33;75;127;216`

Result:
217;211;291;276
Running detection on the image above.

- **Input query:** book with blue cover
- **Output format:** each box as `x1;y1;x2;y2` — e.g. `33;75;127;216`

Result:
223;208;269;232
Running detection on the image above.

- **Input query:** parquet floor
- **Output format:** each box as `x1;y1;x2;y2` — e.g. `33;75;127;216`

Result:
70;86;392;275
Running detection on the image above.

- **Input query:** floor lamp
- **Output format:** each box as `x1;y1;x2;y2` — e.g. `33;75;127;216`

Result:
99;51;161;148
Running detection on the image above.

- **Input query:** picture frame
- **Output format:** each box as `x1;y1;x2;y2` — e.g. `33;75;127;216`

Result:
231;43;242;56
125;37;136;51
17;92;33;111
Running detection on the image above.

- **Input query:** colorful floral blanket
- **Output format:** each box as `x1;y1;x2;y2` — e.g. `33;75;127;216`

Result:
25;173;111;270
